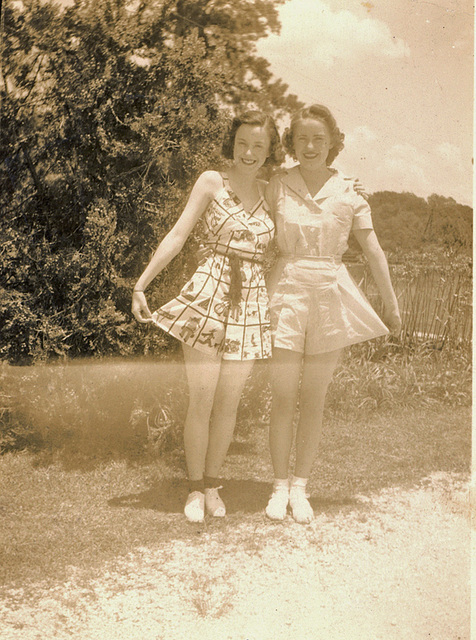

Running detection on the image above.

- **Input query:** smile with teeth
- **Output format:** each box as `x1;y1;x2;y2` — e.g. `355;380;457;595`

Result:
241;159;256;165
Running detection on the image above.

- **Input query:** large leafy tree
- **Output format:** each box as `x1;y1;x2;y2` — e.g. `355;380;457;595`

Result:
168;0;300;112
0;0;300;362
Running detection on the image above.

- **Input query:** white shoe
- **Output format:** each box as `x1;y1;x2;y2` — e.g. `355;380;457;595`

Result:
205;487;226;517
265;486;289;521
289;486;314;524
184;491;205;522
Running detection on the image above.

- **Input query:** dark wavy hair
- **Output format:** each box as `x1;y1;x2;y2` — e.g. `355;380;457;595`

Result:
282;104;345;165
221;110;285;167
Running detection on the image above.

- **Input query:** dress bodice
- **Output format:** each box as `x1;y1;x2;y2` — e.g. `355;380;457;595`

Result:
202;175;275;259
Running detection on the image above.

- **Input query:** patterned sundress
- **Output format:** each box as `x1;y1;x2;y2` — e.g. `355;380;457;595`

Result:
151;174;275;360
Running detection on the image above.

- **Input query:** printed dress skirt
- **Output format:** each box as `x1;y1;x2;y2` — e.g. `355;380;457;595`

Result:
152;252;272;360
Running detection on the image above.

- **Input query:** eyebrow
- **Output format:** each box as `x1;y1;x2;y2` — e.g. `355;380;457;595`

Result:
236;138;265;144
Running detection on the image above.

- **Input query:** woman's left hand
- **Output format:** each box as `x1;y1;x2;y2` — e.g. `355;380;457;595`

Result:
383;307;402;335
353;178;369;200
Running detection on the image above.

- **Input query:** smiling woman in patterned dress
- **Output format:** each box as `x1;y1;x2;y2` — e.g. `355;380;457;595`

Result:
132;111;284;523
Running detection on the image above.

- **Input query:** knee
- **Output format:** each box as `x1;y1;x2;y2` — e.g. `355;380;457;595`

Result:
271;388;298;417
213;400;240;423
187;391;215;422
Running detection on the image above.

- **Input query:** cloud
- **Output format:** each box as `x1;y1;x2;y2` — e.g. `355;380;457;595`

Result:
335;129;471;204
262;0;410;67
436;142;465;170
345;125;378;146
379;144;432;193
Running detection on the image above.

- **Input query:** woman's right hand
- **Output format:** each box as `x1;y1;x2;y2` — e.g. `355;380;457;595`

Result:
353;178;369;200
131;291;153;323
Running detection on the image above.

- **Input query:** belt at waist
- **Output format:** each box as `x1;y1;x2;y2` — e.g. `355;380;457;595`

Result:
204;245;264;308
204;244;265;263
279;254;342;264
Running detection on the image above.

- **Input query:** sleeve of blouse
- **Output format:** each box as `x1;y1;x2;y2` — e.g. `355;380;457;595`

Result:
351;194;374;230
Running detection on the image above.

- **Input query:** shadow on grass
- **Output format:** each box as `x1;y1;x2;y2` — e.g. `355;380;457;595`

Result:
108;477;361;516
310;495;360;512
108;478;273;515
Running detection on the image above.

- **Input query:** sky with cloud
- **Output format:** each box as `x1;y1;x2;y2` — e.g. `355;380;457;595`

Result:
256;0;473;205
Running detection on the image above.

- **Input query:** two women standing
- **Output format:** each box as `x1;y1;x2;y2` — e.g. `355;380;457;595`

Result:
132;104;401;524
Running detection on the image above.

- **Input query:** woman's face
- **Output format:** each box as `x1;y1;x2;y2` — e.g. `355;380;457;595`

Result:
233;124;270;174
292;118;332;172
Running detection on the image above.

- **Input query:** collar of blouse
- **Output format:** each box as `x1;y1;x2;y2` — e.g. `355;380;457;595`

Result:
281;165;354;205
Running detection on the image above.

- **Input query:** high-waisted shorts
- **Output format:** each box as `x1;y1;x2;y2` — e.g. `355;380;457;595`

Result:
269;256;388;355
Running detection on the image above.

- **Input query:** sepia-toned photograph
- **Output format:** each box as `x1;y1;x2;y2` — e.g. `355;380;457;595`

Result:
0;1;472;638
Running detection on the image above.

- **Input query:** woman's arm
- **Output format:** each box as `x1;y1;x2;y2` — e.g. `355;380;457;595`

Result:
132;171;221;323
353;228;402;335
264;175;281;223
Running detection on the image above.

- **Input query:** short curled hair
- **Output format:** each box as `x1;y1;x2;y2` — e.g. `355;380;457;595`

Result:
282;104;345;165
221;110;285;167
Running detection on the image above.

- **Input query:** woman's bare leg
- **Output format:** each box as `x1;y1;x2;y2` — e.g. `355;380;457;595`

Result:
268;347;303;479
265;348;303;519
182;344;222;482
205;359;255;478
294;349;342;478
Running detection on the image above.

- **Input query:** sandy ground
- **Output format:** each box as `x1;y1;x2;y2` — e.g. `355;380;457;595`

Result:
0;471;471;640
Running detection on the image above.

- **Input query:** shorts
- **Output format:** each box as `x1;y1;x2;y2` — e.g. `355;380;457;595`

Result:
270;257;389;355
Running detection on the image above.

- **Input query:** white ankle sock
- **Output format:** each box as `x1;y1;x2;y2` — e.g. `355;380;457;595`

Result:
266;478;290;521
290;476;313;524
291;476;308;490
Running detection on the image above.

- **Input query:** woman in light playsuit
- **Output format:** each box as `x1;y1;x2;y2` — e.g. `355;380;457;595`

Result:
265;104;402;524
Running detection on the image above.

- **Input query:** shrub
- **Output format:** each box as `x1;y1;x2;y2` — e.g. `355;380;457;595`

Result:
1;340;470;459
0;359;188;458
327;339;471;417
1;0;300;364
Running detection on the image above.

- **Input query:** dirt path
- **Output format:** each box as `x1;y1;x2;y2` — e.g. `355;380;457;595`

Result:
0;471;470;640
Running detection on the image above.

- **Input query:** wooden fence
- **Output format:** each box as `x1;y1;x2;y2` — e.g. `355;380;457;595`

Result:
348;261;472;349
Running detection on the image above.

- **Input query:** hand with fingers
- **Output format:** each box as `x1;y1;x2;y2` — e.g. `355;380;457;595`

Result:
383;306;402;335
353;177;369;201
131;290;153;323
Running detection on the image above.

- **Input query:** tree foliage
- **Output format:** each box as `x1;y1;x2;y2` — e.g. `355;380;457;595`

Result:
0;0;300;362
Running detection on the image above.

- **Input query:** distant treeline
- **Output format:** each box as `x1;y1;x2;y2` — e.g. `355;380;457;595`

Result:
367;191;472;257
339;191;472;262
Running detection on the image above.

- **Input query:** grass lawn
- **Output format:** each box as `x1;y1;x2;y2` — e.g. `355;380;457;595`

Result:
0;402;470;599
